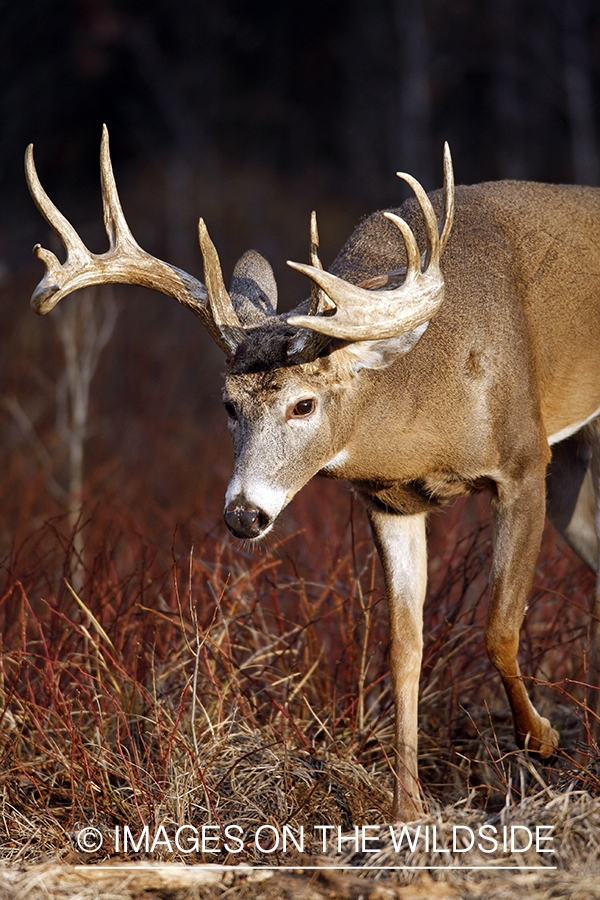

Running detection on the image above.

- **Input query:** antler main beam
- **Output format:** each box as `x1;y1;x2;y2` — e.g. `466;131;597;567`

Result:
25;125;244;356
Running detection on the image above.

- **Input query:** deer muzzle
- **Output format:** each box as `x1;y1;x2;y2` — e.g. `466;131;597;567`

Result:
224;474;290;539
224;500;273;540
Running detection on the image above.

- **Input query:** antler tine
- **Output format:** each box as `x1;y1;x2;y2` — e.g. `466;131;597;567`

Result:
99;124;136;249
26;143;93;312
26;145;89;260
308;210;322;315
283;210;336;360
395;170;440;273
286;145;454;342
308;211;335;315
309;211;320;267
382;211;421;282
439;141;455;254
198;218;245;340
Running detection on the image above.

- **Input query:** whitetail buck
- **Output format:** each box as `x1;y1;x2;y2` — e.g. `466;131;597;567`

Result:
26;126;600;820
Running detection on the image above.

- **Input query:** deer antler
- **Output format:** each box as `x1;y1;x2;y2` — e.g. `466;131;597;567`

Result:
26;125;245;356
286;143;454;342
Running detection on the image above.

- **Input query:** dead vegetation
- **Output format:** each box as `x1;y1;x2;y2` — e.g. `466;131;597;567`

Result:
1;488;600;898
2;275;600;897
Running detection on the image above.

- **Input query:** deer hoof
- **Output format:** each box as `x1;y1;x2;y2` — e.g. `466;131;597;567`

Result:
519;717;559;759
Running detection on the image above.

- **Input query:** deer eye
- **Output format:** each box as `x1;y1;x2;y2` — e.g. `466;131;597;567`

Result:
288;398;316;419
224;401;237;420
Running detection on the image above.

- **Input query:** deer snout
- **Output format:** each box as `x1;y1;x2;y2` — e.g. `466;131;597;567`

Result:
224;502;272;540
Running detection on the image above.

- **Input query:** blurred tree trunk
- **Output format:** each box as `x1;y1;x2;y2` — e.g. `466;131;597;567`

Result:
342;0;396;205
55;287;118;590
563;0;599;185
392;0;433;188
487;0;529;179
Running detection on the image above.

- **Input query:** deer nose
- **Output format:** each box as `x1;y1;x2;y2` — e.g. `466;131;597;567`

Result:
224;503;269;539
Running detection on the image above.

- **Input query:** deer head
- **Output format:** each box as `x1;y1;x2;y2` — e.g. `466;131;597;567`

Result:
26;126;454;540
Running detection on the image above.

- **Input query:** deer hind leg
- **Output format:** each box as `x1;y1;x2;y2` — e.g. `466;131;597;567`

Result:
582;421;600;727
485;461;559;758
546;430;600;727
545;435;597;572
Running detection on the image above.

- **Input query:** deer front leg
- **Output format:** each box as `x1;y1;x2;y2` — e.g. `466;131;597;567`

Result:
485;465;559;757
367;506;427;821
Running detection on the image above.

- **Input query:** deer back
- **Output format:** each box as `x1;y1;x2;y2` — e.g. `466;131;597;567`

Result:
328;181;600;466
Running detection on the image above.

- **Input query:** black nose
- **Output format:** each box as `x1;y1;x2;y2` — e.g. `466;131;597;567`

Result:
224;504;269;539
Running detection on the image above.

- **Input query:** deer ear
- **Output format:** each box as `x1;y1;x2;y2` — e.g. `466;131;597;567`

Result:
341;322;429;373
230;250;278;326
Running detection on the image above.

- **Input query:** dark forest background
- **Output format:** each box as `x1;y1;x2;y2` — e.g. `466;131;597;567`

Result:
4;0;600;271
2;0;600;547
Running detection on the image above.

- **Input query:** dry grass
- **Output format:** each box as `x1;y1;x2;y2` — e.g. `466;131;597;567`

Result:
2;275;600;897
1;487;600;898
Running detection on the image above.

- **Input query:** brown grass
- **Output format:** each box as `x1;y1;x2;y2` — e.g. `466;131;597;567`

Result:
2;275;600;897
1;488;600;898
